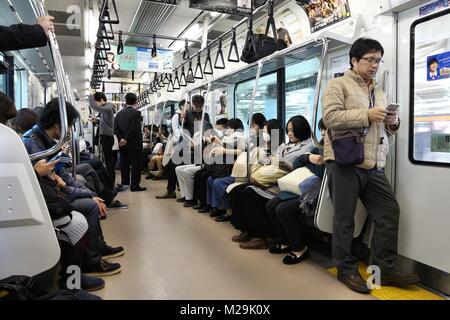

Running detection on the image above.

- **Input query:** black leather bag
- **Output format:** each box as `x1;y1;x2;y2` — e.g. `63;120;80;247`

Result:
241;1;287;64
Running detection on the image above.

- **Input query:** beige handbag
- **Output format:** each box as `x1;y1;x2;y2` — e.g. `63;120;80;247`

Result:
250;164;289;189
277;167;315;195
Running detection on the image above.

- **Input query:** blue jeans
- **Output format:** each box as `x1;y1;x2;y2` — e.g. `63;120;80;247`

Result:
71;198;107;266
207;176;235;209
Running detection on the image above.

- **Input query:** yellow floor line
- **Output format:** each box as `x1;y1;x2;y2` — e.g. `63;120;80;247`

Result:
328;264;445;300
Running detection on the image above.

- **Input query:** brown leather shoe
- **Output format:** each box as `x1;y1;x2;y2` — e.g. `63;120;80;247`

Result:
337;274;371;294
232;232;252;243
239;238;268;250
381;271;420;288
155;191;176;199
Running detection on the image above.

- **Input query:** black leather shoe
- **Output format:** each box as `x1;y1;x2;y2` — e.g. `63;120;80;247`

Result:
193;204;203;210
176;197;186;203
131;186;147;192
269;244;292;254
381;271;420;288
183;200;196;208
282;250;310;265
209;209;224;218
215;214;231;222
337;274;371;294
198;206;211;213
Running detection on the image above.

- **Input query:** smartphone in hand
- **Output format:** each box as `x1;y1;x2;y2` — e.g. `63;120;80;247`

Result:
387;103;399;113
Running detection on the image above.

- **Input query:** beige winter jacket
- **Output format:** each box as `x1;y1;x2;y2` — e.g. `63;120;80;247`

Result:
322;70;399;170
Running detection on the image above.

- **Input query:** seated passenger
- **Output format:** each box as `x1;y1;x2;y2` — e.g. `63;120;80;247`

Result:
265;119;327;265
194;114;264;213
205;118;246;222
10;108;38;136
179;118;229;208
21;98;124;276
230;116;315;250
37;169;105;292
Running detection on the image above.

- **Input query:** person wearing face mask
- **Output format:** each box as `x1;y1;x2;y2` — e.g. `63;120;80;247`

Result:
323;38;419;294
249;113;267;149
230;117;315;248
204;119;246;222
265;119;327;265
156;95;212;199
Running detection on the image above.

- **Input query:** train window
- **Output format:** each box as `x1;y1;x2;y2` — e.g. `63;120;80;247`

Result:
235;72;278;131
285;58;320;130
410;10;450;166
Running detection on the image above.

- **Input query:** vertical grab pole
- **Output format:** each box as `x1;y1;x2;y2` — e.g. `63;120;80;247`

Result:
311;38;329;150
29;0;69;162
247;61;264;180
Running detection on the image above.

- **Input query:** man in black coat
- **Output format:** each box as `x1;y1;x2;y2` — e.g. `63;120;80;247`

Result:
114;93;146;192
0;16;54;51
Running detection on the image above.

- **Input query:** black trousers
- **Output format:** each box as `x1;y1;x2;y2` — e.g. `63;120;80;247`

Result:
229;183;250;231
239;187;275;239
266;197;307;252
100;135;115;188
193;169;210;206
119;148;142;188
165;160;177;193
327;161;400;277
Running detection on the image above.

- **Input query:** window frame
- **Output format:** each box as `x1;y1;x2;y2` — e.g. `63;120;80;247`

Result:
409;7;450;168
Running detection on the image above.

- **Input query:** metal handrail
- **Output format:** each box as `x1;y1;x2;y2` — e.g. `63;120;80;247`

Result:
247;60;264;179
29;0;69;162
311;38;329;150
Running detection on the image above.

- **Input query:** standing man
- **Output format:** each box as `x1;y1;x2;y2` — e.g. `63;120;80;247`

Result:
88;92;116;189
323;38;419;294
114;93;146;192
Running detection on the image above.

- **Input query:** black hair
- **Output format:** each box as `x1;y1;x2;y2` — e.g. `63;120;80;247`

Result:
11;108;38;133
125;93;137;106
32;106;45;118
318;118;327;131
349;38;384;69
94;92;107;102
286;115;312;142
428;58;439;66
192;95;204;109
251;113;267;129
265;119;284;147
227;118;244;131
216;118;229;127
38;98;79;130
160;124;169;136
179;99;188;109
0;92;17;125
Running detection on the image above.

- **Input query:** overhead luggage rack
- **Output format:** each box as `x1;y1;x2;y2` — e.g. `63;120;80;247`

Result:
192;35;351;92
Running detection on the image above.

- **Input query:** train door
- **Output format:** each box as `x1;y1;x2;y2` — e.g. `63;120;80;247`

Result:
396;4;450;294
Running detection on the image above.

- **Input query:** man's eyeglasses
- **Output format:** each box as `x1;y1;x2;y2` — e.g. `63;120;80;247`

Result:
361;57;384;65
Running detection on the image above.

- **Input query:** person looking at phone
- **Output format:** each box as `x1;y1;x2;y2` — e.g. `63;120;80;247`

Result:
323;38;418;294
22;98;124;276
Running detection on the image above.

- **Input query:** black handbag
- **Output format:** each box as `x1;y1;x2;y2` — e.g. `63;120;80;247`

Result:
241;0;287;64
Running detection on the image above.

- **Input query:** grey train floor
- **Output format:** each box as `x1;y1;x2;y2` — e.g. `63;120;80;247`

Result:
95;179;375;300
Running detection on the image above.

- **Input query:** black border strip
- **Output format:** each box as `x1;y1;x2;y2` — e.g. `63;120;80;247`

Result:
409;7;450;168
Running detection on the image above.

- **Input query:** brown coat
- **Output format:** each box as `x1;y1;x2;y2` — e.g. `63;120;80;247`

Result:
322;70;398;170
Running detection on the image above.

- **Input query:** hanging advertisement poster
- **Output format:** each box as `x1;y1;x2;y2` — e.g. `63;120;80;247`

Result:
296;0;351;33
189;0;252;16
420;0;449;16
110;46;174;73
426;52;450;81
136;47;174;73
